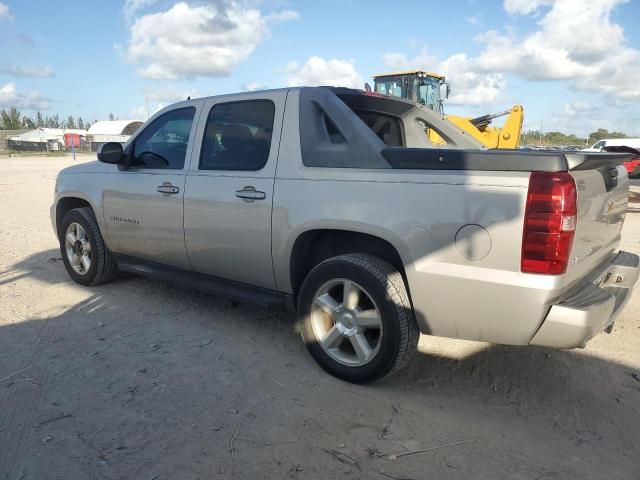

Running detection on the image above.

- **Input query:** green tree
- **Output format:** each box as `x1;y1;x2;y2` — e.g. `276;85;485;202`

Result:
1;107;23;129
108;112;115;121
588;128;627;144
521;129;587;147
66;115;76;129
35;111;45;128
77;117;85;130
45;114;61;128
22;116;35;129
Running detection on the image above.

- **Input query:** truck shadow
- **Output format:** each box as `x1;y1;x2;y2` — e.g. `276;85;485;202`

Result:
2;249;640;478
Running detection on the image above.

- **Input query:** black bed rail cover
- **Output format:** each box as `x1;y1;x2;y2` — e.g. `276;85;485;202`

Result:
382;148;632;172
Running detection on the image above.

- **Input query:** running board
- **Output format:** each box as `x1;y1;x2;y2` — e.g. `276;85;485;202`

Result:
114;254;292;309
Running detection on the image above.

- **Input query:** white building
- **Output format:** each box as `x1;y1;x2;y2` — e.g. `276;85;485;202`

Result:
87;120;144;151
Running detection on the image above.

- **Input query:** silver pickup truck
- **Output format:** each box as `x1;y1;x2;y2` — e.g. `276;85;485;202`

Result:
51;87;639;383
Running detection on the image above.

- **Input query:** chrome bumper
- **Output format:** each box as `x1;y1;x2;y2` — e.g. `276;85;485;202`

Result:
530;251;640;349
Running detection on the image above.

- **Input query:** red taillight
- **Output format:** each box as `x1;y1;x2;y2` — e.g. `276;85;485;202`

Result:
521;172;577;275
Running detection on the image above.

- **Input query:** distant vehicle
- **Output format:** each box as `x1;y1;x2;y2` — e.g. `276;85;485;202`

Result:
584;137;640;152
623;155;640;178
51;87;639;383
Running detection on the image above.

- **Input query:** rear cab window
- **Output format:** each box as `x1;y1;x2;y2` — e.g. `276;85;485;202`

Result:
200;100;275;171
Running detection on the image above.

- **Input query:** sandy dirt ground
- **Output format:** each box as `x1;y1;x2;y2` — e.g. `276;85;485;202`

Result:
1;154;639;480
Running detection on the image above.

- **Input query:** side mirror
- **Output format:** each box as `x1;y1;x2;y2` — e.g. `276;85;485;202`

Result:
441;82;451;99
97;142;124;164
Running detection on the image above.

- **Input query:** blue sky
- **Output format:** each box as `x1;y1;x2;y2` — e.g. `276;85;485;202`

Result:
1;0;639;137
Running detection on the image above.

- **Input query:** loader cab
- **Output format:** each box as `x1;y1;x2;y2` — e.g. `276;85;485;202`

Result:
373;70;448;114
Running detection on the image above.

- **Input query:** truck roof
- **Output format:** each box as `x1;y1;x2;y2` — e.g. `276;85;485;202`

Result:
372;70;445;80
174;86;424;109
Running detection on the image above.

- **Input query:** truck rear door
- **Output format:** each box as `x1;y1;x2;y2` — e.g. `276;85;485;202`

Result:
183;90;287;289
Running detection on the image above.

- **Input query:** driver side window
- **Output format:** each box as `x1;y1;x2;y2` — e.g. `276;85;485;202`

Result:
131;107;196;169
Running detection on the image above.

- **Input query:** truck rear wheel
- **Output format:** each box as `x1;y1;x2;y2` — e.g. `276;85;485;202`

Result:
59;207;118;286
298;254;419;383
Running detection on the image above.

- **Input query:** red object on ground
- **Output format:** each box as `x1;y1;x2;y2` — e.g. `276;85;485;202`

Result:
623;157;640;176
64;133;82;148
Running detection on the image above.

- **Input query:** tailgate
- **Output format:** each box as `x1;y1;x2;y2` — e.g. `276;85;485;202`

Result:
564;153;630;289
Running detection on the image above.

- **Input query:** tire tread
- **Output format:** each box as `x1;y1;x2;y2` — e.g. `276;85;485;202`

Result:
300;253;419;382
332;254;419;380
64;207;118;285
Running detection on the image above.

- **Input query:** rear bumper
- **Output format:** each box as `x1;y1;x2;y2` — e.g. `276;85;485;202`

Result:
530;251;640;348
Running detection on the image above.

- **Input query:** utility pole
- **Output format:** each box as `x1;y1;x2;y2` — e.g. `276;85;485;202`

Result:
539;121;543;145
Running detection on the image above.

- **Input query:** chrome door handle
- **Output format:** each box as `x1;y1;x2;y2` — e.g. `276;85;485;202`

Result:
235;186;266;202
157;182;180;195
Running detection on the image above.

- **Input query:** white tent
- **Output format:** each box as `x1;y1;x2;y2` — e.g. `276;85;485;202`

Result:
10;128;87;143
86;120;144;151
88;120;143;137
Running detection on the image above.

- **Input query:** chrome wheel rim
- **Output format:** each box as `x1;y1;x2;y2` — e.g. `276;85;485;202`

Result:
311;279;383;367
65;222;92;275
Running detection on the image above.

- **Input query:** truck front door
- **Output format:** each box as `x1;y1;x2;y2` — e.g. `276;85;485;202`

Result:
102;105;199;269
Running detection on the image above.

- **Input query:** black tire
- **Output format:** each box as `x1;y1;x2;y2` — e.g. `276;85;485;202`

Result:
59;207;118;286
298;254;419;383
632;165;640;179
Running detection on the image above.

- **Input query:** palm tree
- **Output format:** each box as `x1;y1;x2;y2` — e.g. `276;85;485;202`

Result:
0;107;22;129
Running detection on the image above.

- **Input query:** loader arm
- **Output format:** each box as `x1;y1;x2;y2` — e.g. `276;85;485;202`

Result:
445;105;524;149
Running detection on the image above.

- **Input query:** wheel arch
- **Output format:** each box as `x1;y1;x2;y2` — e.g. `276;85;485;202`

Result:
289;229;411;301
56;196;95;233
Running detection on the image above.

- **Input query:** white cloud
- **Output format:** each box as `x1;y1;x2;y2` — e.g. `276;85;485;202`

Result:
381;46;438;72
382;0;640;105
0;3;13;21
123;0;158;22
560;101;596;117
0;83;52;110
130;85;201;120
130;105;149;120
242;82;267;91
285;56;363;88
539;100;640;138
440;54;506;105
465;15;481;25
380;53;410;71
473;0;638;100
381;47;505;105
126;2;298;80
543;101;601;137
146;85;200;103
503;0;552;15
1;65;55;78
130;104;167;120
265;10;300;23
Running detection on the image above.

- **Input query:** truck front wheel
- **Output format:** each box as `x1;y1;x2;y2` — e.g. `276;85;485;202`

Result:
59;207;118;286
298;254;419;383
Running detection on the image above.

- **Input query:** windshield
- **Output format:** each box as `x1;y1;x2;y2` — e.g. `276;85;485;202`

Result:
374;75;443;113
416;76;442;112
374;76;409;98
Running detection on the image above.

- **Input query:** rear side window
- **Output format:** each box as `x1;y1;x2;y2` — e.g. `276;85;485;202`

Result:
200;100;275;171
132;107;195;169
353;110;403;147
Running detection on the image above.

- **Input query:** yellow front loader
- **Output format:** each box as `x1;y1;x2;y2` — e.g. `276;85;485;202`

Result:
372;70;524;149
